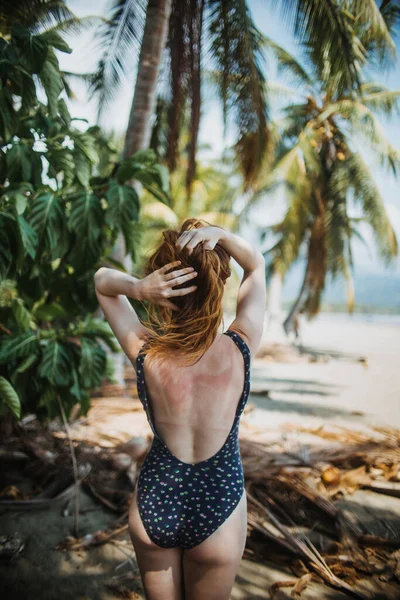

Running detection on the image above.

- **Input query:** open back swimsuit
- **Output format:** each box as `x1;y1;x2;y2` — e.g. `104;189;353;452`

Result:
135;329;251;549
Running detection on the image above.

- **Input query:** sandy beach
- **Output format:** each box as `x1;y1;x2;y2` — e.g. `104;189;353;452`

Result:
1;311;400;600
250;312;400;431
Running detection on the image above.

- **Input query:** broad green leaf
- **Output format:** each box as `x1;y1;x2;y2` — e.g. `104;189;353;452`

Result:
29;192;68;259
115;159;142;183
39;49;64;118
38;340;71;386
18;215;38;259
11;299;33;332
0;376;21;419
68;191;103;239
12;26;48;74
79;339;106;389
105;181;139;226
78;318;120;353
0;332;39;364
39;30;72;54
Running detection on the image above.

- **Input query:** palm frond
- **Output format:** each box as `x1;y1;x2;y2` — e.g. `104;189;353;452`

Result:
379;0;400;39
261;34;315;90
90;0;147;119
318;98;400;174
206;0;270;188
352;0;397;63
37;15;103;36
359;83;400;116
347;151;398;262
270;0;366;94
1;1;76;33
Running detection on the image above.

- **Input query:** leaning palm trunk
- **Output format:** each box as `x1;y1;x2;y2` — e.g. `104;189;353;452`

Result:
123;0;173;158
108;0;172;386
283;260;310;337
266;269;286;341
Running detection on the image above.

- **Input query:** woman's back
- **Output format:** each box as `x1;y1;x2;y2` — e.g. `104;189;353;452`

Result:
136;329;250;465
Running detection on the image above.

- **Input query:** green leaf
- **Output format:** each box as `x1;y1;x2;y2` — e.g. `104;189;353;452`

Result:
68;191;103;239
79;339;106;389
78;318;120;353
16;354;39;374
105;181;139;226
131;149;157;165
18;215;38;259
33;302;68;320
6;142;33;182
29;191;68;259
39;49;64;118
0;376;21;419
39;30;72;54
12;26;49;74
115;159;142;183
38;340;71;386
11;299;33;332
0;332;39;364
58;98;71;127
0;224;12;278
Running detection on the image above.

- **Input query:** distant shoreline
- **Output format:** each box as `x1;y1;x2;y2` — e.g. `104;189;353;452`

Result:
282;302;400;317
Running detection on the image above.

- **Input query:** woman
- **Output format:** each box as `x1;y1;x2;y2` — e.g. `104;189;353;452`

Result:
94;219;266;600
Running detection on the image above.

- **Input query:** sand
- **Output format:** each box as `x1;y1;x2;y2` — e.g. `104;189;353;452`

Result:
1;312;399;599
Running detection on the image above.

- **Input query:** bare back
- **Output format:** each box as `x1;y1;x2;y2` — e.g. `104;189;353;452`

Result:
137;331;247;464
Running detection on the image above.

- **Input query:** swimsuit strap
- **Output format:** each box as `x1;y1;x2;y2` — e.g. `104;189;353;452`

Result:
136;340;158;437
222;329;251;419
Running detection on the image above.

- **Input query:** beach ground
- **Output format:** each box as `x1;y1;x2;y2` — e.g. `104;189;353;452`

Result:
1;313;399;599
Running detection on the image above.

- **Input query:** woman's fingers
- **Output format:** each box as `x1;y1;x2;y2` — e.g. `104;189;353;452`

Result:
168;270;198;287
176;231;198;254
159;260;181;274
169;284;198;297
164;266;195;281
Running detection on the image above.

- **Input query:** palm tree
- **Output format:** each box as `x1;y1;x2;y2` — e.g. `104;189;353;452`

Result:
92;0;399;205
270;0;399;96
247;70;400;334
91;0;270;203
239;0;400;336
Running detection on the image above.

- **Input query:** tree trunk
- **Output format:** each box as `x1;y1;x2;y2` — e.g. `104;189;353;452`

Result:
266;269;286;341
283;260;310;337
107;0;172;386
123;0;173;159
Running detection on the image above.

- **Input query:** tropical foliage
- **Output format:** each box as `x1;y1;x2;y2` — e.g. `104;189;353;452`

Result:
246;5;400;330
91;0;400;207
91;0;270;200
0;14;170;421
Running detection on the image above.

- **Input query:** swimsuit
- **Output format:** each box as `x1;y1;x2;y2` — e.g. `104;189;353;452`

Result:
135;329;251;549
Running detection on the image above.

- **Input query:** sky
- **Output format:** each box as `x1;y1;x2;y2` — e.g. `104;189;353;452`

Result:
60;0;400;285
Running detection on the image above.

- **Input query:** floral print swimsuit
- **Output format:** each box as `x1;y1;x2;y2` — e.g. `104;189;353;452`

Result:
135;329;251;549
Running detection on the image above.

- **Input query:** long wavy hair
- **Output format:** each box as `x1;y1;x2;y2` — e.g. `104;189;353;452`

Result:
139;218;232;366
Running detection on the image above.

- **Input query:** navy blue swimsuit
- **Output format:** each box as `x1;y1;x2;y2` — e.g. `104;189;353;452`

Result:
135;329;251;549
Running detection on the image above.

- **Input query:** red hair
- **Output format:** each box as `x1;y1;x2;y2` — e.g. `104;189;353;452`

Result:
140;218;231;366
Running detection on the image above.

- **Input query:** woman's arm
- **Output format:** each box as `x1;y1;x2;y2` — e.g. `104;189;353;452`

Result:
93;263;198;363
218;230;266;354
94;267;143;299
217;229;264;272
94;268;152;363
176;227;266;354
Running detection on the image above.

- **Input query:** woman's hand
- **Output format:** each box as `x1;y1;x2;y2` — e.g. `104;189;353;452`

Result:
137;261;198;311
175;226;224;255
